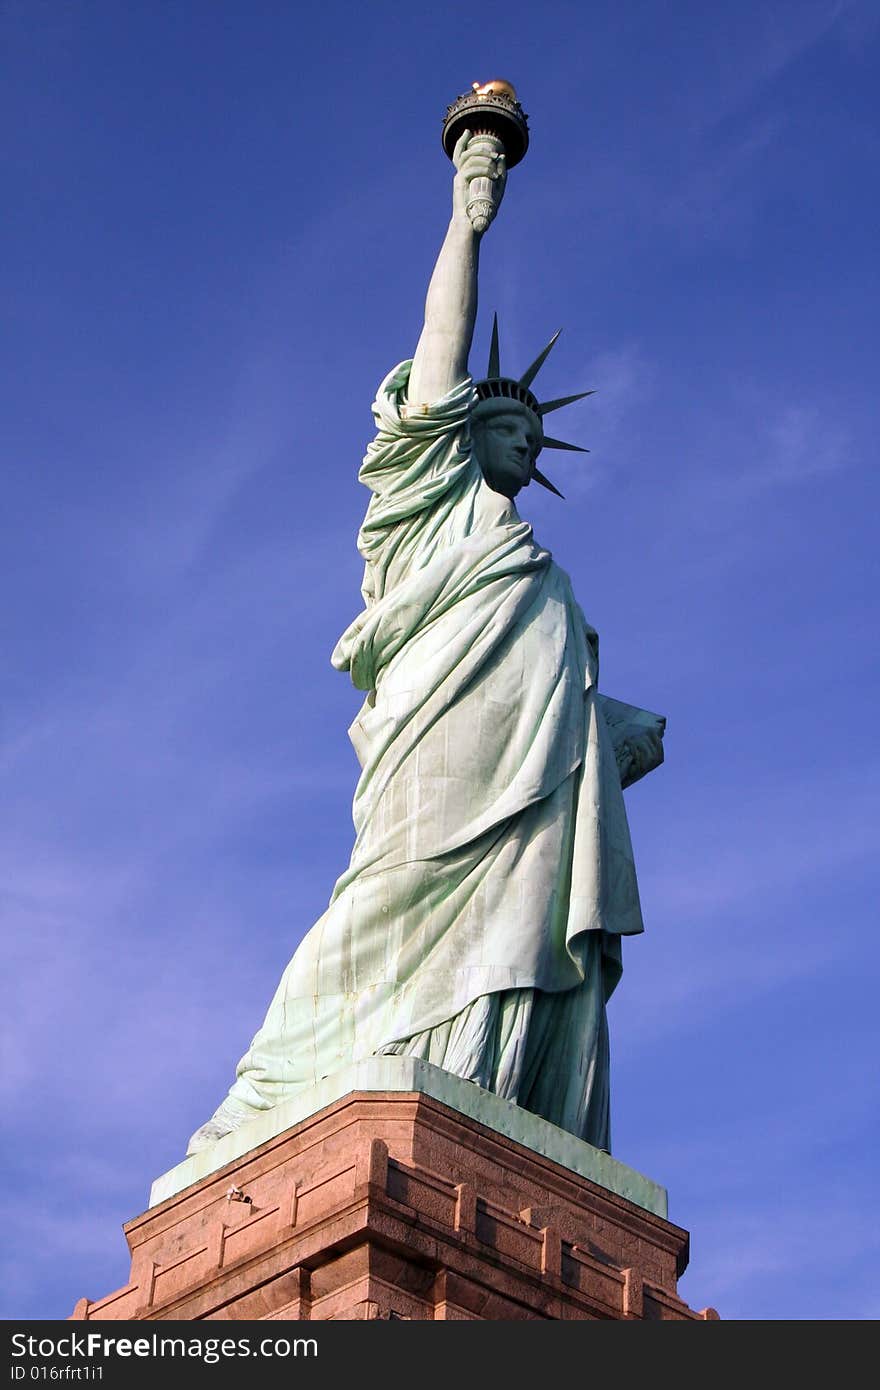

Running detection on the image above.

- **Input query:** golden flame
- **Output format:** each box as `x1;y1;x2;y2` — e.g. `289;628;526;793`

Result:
471;79;518;100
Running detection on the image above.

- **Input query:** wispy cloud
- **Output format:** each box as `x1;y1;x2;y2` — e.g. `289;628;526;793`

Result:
833;0;880;49
658;118;783;244
675;1;865;130
763;403;849;483
680;1196;880;1319
542;344;654;500
648;767;878;913
585;345;654;446
656;384;857;562
649;3;871;245
723;400;851;499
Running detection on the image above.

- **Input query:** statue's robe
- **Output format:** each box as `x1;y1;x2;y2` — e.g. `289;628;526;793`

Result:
203;364;645;1149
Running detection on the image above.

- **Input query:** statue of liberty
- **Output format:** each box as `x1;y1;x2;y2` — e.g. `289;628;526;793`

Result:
187;83;664;1159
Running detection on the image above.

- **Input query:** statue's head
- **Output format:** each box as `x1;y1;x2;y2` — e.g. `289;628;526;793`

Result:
471;397;543;498
472;315;593;501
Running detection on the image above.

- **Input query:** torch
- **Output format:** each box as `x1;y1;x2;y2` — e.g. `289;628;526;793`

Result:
442;80;530;233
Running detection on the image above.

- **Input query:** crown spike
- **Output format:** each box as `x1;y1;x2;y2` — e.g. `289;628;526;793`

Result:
532;467;565;498
487;313;501;378
542;436;590;453
538;390;595;416
519;329;561;389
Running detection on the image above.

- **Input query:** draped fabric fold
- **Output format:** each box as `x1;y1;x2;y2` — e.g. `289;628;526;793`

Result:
197;363;644;1148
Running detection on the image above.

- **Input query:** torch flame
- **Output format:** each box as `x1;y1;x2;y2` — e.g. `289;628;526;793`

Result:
471;79;518;100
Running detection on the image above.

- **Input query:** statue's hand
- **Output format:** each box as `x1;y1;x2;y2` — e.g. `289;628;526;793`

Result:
452;129;507;231
615;721;666;790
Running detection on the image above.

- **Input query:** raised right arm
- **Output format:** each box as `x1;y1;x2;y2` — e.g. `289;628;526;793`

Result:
407;131;506;408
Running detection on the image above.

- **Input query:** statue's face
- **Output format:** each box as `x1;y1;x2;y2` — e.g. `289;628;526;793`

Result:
472;407;542;498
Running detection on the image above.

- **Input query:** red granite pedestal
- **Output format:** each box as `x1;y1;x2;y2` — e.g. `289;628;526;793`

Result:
71;1088;718;1321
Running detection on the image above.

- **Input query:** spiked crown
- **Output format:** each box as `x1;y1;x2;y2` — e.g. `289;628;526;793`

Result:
473;314;593;497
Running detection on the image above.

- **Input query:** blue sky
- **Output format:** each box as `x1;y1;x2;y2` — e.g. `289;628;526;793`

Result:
2;0;878;1321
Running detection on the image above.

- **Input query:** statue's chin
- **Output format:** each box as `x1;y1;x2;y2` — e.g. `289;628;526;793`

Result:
478;464;528;499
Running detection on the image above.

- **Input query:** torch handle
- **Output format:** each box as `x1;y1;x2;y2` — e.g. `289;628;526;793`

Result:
464;131;505;234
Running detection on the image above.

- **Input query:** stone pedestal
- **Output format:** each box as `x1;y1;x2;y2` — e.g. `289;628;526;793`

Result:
71;1060;718;1321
